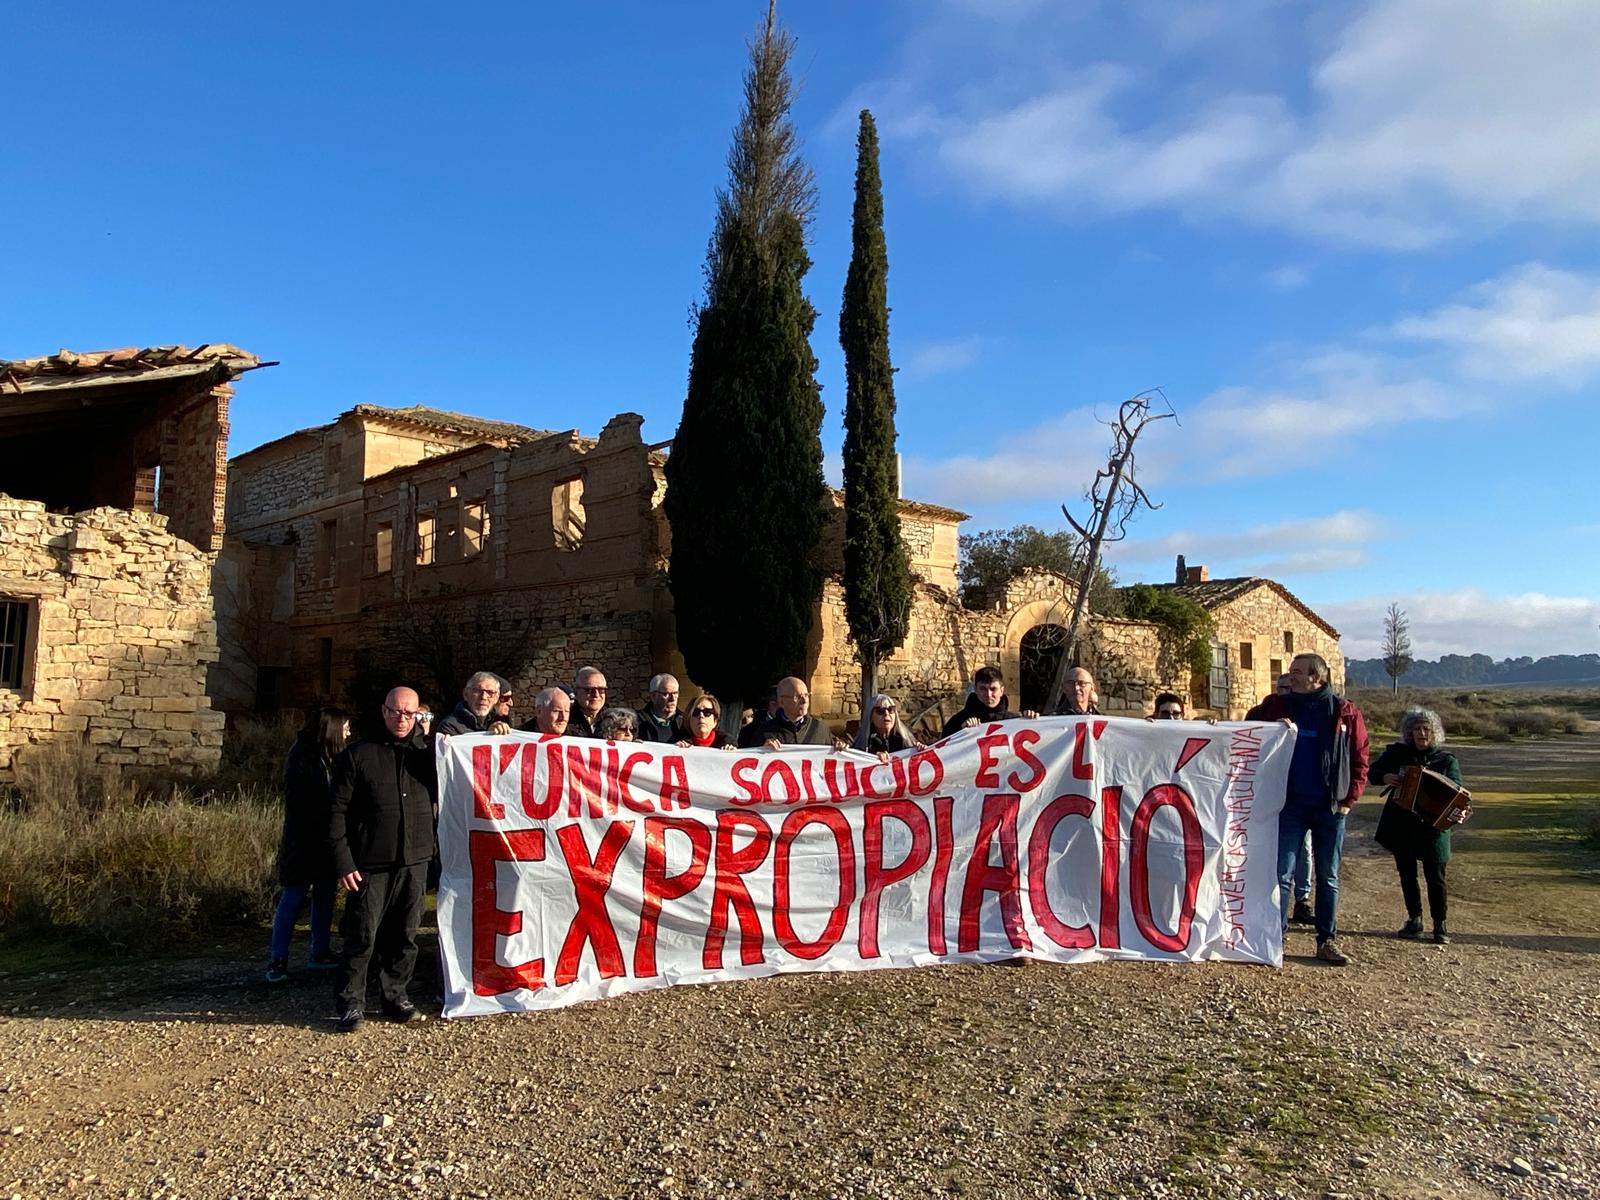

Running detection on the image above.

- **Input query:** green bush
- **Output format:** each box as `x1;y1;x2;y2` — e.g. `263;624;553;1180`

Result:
1119;584;1215;678
0;730;284;947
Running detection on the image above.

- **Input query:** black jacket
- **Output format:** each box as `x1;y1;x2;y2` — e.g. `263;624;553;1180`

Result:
568;709;598;739
329;734;438;876
739;712;834;748
278;736;335;886
636;707;677;744
1371;742;1462;865
435;701;492;737
940;694;1017;738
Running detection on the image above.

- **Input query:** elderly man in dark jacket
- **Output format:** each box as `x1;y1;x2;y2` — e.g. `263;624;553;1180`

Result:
329;686;438;1032
1246;653;1369;966
434;671;510;737
739;676;847;750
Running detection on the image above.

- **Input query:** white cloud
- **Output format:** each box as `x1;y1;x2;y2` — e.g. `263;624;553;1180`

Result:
853;0;1600;246
1264;265;1308;290
1319;589;1600;659
1393;263;1600;384
900;335;983;380
1110;509;1385;578
901;403;1105;504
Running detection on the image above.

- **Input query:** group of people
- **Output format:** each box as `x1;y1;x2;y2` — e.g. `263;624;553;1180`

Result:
267;652;1464;1029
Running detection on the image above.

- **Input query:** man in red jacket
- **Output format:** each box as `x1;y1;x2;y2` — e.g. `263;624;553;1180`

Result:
1247;653;1369;966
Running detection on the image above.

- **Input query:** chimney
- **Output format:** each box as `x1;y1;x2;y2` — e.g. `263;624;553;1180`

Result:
1175;554;1187;585
1186;564;1210;584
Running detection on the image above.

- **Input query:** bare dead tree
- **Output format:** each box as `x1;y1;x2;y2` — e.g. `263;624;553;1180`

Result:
1382;602;1413;694
390;598;544;706
1045;390;1176;713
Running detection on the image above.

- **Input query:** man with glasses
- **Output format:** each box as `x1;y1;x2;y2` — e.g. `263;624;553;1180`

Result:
1151;692;1185;719
435;670;511;736
1055;666;1102;716
329;686;437;1032
635;673;680;743
739;676;847;750
568;666;609;738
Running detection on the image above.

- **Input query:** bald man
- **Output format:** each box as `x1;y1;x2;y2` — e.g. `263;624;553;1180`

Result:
525;686;573;736
329;685;437;1033
738;676;846;750
1055;666;1103;716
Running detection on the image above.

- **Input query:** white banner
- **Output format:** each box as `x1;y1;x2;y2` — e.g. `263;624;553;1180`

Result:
434;717;1293;1017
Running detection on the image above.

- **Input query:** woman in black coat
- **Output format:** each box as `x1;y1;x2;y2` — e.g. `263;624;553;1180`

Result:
1371;707;1462;945
853;694;923;759
267;707;350;982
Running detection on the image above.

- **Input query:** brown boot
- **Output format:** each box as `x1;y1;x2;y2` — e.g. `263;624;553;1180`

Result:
1316;939;1349;967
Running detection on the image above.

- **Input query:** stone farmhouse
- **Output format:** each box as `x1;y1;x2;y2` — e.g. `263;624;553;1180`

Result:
0;345;267;778
1;349;1345;777
217;400;1340;733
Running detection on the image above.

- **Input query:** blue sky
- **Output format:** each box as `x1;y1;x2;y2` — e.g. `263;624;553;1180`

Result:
3;1;1596;658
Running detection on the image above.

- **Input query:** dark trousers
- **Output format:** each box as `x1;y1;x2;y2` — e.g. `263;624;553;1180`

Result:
337;862;427;1011
1395;854;1448;927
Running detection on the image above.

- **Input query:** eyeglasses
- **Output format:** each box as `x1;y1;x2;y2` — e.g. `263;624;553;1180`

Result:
577;685;607;695
690;707;716;717
875;706;896;714
384;705;420;721
1157;708;1183;718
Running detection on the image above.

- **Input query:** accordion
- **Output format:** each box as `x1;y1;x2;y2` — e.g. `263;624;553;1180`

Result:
1393;765;1473;830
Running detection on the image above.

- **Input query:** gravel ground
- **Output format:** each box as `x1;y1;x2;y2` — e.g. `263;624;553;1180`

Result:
1;738;1596;1200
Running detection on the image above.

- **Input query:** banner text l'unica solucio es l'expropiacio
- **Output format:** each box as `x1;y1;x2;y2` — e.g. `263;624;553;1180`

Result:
434;717;1293;1017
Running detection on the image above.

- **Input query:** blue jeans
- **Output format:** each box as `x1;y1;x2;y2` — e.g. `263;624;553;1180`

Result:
1278;798;1345;943
1294;831;1312;902
269;880;334;962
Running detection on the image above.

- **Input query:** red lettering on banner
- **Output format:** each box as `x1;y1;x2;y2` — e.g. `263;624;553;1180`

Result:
522;743;561;820
553;821;633;986
907;749;944;797
761;759;801;804
822;757;861;802
928;796;954;955
633;816;712;978
974;726;1009;789
731;757;762;805
565;745;604;818
618;752;653;814
660;755;691;810
471;743;505;820
773;807;856;959
798;757;819;805
704;811;773;969
858;799;932;959
1071;721;1108;780
1025;792;1094;949
1007;728;1046;793
601;745;622;815
469;829;546;996
860;759;895;800
1129;784;1204;952
1099;785;1123;950
958;793;1031;953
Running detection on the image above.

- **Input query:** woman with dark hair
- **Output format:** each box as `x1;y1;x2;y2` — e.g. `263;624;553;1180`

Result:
675;693;736;749
853;694;922;759
1372;707;1462;945
266;707;351;983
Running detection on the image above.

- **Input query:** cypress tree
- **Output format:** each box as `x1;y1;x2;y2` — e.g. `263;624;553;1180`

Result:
663;4;827;722
839;110;911;712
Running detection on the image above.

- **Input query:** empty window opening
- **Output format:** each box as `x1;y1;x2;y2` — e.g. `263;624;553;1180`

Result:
133;463;159;513
552;477;586;551
0;599;30;691
1270;657;1283;680
324;440;343;492
1283;630;1294;653
416;511;436;566
316;519;338;585
375;522;394;574
462;500;488;556
1239;642;1254;671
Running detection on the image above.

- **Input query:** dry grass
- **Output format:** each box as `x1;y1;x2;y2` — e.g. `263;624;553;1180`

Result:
1350;687;1595;742
0;729;284;947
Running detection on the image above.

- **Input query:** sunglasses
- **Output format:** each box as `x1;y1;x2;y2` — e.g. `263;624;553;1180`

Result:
690;706;716;717
874;705;896;714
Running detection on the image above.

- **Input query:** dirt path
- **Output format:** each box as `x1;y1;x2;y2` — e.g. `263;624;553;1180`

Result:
2;737;1597;1200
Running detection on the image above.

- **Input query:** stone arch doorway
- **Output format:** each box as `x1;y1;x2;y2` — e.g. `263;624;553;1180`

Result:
1019;624;1069;712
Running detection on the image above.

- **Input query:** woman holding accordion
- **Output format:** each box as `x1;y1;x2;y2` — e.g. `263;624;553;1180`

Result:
1371;706;1461;945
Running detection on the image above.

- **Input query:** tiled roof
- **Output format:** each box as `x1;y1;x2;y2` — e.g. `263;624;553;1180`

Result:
1150;576;1340;638
349;404;554;444
0;343;265;393
827;488;970;524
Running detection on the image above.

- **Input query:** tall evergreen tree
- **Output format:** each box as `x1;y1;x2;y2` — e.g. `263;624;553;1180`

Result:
839;110;911;711
664;4;827;721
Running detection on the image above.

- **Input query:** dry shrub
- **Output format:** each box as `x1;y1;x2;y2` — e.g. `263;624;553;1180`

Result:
0;739;280;947
1350;689;1589;742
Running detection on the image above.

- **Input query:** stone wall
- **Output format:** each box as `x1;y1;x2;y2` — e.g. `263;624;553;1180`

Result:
157;384;231;553
0;495;226;777
1207;585;1344;717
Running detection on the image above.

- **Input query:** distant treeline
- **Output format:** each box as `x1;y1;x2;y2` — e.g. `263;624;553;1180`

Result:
1345;653;1600;688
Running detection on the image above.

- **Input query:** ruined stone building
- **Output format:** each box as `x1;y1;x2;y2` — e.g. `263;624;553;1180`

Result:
218;401;1339;731
0;345;266;777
